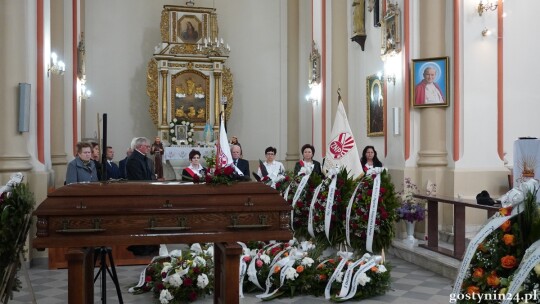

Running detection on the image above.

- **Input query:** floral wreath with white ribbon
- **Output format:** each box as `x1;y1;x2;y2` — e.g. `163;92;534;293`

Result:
169;118;195;145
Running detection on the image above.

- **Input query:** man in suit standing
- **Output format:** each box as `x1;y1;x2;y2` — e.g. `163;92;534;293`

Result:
231;145;250;181
118;148;132;179
104;146;121;179
126;137;153;180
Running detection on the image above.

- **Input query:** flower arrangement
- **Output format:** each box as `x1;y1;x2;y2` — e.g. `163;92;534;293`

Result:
0;177;35;299
130;243;214;303
395;178;426;223
348;169;400;253
286;172;322;238
169;118;195;145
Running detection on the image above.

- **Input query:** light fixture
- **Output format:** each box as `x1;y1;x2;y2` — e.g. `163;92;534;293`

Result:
376;71;396;86
197;37;231;56
305;83;321;105
477;1;497;16
481;28;492;37
81;84;92;100
48;52;65;77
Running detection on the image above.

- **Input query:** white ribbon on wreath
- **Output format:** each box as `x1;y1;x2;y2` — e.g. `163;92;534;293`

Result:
366;167;384;252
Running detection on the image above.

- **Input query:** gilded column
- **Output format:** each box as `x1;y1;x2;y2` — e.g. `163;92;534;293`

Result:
214;71;222;128
160;70;168;127
417;0;448;167
285;0;300;169
0;0;33;181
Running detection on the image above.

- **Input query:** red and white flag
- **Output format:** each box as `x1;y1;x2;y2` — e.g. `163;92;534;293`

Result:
323;97;362;178
216;115;233;169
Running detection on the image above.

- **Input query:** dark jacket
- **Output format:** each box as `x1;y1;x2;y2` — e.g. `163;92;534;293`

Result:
233;158;251;181
293;160;323;177
126;151;153;180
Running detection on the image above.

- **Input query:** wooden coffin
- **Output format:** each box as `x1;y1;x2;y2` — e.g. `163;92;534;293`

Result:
33;181;292;248
32;181;292;304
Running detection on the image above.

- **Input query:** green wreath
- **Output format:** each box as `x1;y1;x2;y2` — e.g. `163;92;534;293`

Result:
169;118;195;145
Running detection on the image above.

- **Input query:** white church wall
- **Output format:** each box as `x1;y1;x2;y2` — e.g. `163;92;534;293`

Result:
84;0;286;162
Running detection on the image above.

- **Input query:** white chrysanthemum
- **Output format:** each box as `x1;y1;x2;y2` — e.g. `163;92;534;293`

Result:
197;273;209;289
301;257;314;267
166;273;183;287
190;243;202;253
204;245;214;257
284;267;298;280
377;265;387;273
260;254;271;264
190;123;194;127
182;121;187;125
188;138;193;142
355;272;371;286
159;289;174;304
172;118;177;123
169;250;182;258
171;137;177;142
161;265;172;275
194;256;206;267
188;132;193;136
336;271;344;283
534;263;540;276
169;123;175;128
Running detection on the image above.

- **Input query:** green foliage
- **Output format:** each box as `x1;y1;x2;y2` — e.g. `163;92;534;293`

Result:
0;183;35;296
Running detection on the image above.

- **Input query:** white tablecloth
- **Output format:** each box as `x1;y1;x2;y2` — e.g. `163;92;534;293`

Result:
163;146;215;180
513;138;540;191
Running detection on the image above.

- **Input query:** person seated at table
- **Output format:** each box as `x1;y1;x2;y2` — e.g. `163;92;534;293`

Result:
256;146;285;188
181;149;207;181
293;144;323;177
231;144;250;181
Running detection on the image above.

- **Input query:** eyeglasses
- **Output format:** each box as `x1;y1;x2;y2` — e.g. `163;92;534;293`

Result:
266;153;275;156
192;156;200;159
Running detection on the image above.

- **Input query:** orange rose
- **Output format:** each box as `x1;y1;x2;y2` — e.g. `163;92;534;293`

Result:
501;255;517;269
478;243;488;253
319;274;327;281
317;263;324;269
467;285;480;295
499;207;512;216
500;220;511;232
371;266;378;272
328;259;335;264
472;267;484;278
503;234;515;246
296;265;304;273
274;265;281;273
486;271;500;286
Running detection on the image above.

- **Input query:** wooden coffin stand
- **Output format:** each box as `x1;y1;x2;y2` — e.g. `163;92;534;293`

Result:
33;182;292;304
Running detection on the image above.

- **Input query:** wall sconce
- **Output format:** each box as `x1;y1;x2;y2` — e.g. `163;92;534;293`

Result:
477;1;497;16
481;28;492;37
80;84;92;100
48;52;65;77
305;83;321;105
376;71;396;86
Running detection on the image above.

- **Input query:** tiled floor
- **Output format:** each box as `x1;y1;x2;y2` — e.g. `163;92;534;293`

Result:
8;253;453;304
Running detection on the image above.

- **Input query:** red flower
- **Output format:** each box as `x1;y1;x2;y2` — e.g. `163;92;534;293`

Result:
183;277;193;286
367;189;373;196
156;283;164;291
161;272;167;278
188;291;198;301
145;275;152;282
205;174;212;183
193;175;200;183
223;165;234;175
193;267;200;274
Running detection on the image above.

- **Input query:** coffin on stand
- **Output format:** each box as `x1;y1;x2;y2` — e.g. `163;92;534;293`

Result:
33;181;292;304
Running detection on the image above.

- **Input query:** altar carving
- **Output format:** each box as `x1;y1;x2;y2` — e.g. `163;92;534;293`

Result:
147;5;234;142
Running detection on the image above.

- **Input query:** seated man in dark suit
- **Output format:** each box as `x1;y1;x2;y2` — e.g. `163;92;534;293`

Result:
118;148;132;179
105;146;121;179
231;145;250;181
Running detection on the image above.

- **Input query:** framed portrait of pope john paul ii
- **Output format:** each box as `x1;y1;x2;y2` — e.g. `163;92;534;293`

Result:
411;56;449;108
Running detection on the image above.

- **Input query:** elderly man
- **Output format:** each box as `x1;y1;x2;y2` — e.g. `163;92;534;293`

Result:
414;66;445;105
231;145;250;181
126;137;154;180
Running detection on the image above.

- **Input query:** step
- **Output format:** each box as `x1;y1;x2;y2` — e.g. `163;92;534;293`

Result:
389;238;460;280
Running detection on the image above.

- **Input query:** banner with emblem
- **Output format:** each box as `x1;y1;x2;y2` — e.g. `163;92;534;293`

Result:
323;94;363;179
216;114;233;169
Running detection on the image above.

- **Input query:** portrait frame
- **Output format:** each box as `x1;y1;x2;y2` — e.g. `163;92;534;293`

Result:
366;74;384;137
171;70;210;128
177;15;202;44
175;125;188;142
411;56;449;108
380;3;401;58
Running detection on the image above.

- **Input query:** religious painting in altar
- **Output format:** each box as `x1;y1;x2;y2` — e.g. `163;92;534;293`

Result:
177;15;202;44
366;74;384;137
171;70;209;126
